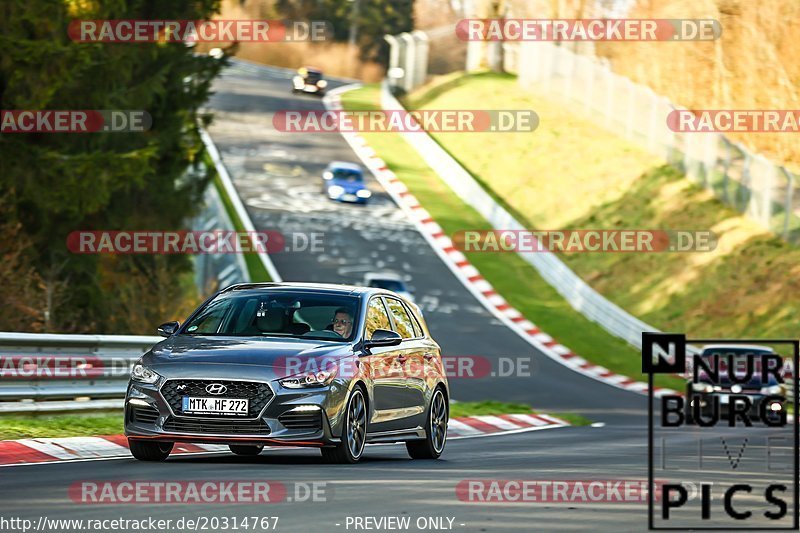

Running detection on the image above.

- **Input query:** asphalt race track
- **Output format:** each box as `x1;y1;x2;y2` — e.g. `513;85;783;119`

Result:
0;62;795;532
202;61;639;419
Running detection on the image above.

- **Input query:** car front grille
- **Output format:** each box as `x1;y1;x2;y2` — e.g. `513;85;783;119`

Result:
278;409;322;431
130;404;160;425
160;379;273;418
163;417;271;435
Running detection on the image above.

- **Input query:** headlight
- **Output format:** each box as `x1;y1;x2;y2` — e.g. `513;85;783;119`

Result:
280;366;337;389
760;384;783;395
356;189;372;198
691;382;714;393
328;185;344;197
323;171;333;180
131;363;160;384
317;79;328;88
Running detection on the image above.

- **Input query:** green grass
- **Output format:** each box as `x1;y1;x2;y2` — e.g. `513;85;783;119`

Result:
449;401;591;425
402;72;800;344
209;159;272;282
548;412;592;426
449;400;533;417
0;413;123;440
342;85;683;391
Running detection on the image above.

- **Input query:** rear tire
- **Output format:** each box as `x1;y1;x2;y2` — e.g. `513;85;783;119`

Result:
321;387;367;464
407;388;447;459
229;444;263;456
129;439;173;461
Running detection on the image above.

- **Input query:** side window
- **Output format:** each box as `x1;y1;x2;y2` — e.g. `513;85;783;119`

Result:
385;298;414;339
365;297;392;339
403;302;423;338
186;299;231;334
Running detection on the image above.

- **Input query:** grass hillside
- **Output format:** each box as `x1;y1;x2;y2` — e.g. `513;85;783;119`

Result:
405;72;800;340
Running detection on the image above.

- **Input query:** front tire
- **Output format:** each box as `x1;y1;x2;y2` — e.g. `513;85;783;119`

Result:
321;387;367;464
229;444;263;456
407;388;447;459
129;439;173;461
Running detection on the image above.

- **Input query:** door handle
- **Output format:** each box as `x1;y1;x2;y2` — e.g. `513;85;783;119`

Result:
396;355;407;364
423;353;435;360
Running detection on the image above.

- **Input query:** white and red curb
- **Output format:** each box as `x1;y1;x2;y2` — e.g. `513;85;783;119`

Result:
0;414;567;467
324;87;677;400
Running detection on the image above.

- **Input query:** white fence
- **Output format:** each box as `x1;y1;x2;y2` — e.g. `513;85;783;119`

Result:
500;40;800;242
380;80;667;353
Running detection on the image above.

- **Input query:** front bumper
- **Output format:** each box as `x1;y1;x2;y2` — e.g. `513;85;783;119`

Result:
294;83;325;95
328;192;369;204
124;378;347;447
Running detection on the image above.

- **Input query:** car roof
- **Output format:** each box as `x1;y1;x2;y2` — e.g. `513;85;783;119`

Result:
221;281;391;298
327;161;362;172
700;344;775;353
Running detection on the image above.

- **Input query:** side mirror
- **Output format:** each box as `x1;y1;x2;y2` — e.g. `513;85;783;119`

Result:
364;329;402;349
157;321;180;337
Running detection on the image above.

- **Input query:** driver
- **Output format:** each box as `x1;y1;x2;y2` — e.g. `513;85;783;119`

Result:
331;308;354;338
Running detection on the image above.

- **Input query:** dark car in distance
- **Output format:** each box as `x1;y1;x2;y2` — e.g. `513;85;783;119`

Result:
125;283;448;464
686;344;786;424
292;67;327;96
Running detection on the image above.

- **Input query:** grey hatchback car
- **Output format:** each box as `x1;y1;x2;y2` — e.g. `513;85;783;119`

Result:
125;283;448;464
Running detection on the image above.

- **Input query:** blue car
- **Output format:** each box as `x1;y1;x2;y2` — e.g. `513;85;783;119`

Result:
322;161;372;204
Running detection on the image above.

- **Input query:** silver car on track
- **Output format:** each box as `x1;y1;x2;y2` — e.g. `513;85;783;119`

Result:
125;283;449;464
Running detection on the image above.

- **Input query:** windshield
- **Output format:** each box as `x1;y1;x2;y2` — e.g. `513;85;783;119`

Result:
332;169;362;182
181;290;360;342
694;347;779;386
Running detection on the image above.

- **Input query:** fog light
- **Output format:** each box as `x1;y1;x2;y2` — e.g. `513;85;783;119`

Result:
290;405;321;412
128;398;151;407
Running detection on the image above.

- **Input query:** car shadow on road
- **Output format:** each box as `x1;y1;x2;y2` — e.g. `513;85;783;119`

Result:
167;450;418;466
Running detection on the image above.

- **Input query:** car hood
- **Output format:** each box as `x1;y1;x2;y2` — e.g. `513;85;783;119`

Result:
142;335;353;380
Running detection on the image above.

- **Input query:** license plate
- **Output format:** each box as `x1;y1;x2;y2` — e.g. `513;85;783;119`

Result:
182;396;249;415
342;194;357;202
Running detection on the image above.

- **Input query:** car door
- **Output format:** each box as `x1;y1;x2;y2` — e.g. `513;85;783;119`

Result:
383;297;428;429
362;296;408;432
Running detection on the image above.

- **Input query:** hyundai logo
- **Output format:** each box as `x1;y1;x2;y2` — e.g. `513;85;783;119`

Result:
205;383;227;395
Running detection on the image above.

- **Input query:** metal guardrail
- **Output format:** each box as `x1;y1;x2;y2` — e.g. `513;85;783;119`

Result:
0;333;159;403
380;80;671;354
200;127;283;282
